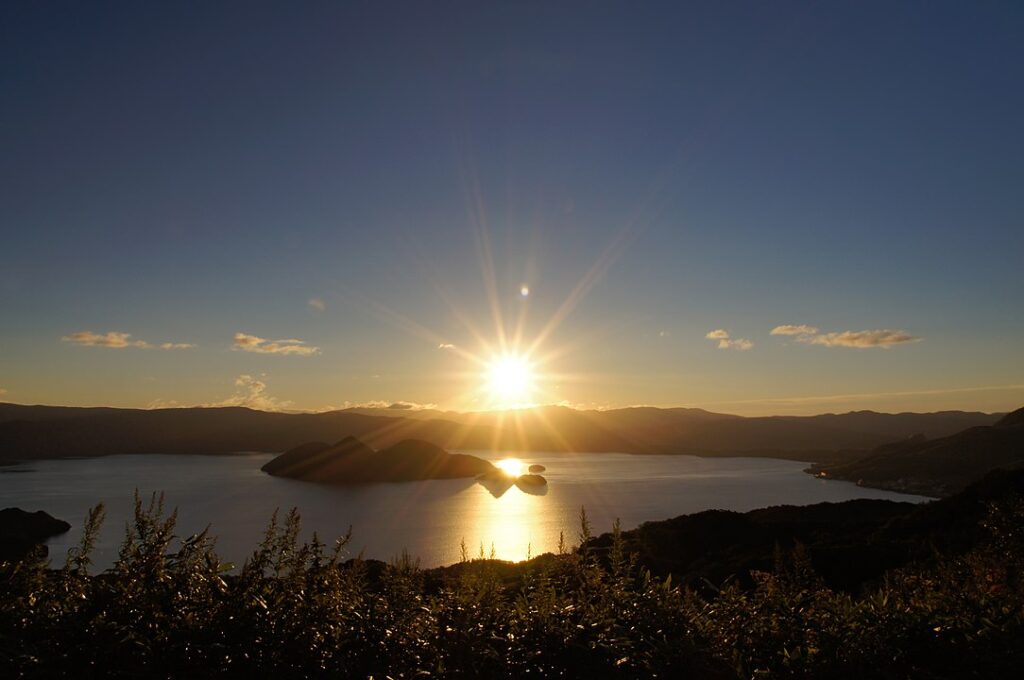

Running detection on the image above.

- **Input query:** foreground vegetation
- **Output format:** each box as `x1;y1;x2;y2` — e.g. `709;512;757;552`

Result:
2;493;1022;679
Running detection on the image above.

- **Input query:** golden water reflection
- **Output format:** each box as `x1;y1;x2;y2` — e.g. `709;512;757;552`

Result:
495;458;524;477
453;481;540;562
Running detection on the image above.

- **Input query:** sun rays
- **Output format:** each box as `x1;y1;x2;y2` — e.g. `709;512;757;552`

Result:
323;150;649;416
485;355;535;409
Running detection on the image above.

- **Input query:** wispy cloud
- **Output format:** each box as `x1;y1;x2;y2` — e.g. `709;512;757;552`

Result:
724;338;754;351
438;342;456;350
206;374;292;411
771;324;819;336
63;331;149;348
772;323;921;348
308;297;326;312
233;332;320;356
146;398;181;409
705;329;753;351
0;387;7;397
320;399;438;412
63;331;194;350
799;329;921;348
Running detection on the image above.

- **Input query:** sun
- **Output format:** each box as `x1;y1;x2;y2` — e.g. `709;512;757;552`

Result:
495;458;524;477
485;354;535;407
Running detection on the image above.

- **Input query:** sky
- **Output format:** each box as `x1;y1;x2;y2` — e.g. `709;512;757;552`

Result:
1;1;1022;416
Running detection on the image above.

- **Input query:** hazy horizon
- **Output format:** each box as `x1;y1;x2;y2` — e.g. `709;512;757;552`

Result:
1;397;1014;420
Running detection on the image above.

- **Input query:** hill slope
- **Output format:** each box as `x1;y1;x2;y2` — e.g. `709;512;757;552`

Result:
0;402;1003;463
810;407;1024;496
587;467;1024;591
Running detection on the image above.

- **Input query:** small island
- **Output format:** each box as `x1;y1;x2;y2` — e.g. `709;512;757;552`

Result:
476;463;548;497
261;436;496;485
0;508;70;562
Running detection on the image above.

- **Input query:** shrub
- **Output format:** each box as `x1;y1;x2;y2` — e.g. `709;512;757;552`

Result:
2;496;1022;678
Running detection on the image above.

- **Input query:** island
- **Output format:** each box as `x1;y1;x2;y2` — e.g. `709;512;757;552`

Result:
514;473;548;495
0;508;70;562
261;436;496;485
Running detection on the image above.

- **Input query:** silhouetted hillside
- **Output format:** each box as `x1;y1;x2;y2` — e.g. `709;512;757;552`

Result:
0;401;1002;464
810;406;1024;496
587;467;1024;592
340;404;1001;455
0;406;499;463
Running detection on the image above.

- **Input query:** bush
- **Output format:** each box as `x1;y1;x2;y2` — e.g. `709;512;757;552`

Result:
2;495;1022;678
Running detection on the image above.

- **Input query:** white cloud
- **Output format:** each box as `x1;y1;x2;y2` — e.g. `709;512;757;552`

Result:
705;329;753;351
798;329;921;349
63;331;194;350
308;297;326;312
438;343;456;350
233;332;320;356
206;374;293;411
771;324;819;336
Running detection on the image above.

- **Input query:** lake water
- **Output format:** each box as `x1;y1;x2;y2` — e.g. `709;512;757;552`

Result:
0;451;929;571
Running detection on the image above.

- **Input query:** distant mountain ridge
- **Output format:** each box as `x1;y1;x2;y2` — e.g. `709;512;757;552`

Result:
332;405;1002;456
810;407;1024;496
0;401;1003;464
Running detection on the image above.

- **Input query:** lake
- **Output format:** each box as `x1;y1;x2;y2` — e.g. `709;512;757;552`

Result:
0;451;929;571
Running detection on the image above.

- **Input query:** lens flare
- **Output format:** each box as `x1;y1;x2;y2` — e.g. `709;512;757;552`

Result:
486;354;534;407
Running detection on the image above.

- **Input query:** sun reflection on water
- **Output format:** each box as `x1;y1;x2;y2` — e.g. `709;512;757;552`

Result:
495;458;524;477
459;482;537;562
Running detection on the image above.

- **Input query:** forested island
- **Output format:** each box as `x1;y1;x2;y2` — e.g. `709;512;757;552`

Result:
261;437;496;484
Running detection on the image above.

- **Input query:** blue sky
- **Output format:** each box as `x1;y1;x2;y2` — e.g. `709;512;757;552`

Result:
1;1;1022;414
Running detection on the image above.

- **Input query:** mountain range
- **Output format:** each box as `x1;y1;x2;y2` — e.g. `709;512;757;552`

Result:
809;407;1024;496
0;401;1001;466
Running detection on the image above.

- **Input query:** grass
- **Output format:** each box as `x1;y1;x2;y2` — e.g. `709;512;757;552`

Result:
2;494;1022;678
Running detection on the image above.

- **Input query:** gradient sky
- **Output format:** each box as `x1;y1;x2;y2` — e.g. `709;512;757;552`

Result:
1;1;1022;416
